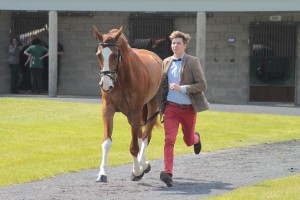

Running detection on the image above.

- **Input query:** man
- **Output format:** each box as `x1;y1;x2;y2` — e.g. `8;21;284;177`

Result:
156;31;209;187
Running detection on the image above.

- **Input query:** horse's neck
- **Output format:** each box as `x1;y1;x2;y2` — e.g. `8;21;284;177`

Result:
118;35;143;77
118;47;140;83
119;50;133;76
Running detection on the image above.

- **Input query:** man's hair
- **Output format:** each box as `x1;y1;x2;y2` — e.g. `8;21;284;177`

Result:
169;31;191;44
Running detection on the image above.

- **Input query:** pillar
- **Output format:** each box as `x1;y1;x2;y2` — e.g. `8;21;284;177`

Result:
48;10;58;97
196;12;206;70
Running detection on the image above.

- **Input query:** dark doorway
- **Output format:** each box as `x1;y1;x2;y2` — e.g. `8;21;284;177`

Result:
11;11;49;93
129;14;174;59
249;22;296;102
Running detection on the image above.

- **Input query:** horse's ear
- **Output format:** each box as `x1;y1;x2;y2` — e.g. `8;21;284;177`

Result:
114;26;123;41
93;25;103;41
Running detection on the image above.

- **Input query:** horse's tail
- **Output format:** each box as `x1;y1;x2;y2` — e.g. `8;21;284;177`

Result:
153;114;161;128
142;105;160;128
142;105;148;125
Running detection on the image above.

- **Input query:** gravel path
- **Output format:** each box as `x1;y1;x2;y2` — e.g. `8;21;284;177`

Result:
1;95;299;200
0;140;299;200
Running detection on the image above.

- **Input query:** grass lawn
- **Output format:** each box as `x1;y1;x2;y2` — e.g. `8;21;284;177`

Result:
207;174;300;200
1;98;300;189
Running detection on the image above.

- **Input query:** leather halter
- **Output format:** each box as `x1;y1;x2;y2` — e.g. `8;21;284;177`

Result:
98;42;122;90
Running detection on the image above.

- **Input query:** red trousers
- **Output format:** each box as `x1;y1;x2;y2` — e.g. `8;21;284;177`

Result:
163;103;198;175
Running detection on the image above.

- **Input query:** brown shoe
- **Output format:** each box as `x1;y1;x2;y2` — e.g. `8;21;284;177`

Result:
160;171;173;187
194;132;202;155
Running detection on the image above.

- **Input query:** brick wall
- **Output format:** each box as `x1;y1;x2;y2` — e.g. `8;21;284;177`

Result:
296;25;300;106
0;11;11;93
174;16;197;56
205;12;300;105
0;11;299;105
57;12;129;96
205;12;250;104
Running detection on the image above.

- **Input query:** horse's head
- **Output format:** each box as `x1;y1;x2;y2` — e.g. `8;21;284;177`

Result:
93;26;123;93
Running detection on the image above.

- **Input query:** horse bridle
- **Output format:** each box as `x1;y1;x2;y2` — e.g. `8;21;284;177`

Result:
98;42;122;87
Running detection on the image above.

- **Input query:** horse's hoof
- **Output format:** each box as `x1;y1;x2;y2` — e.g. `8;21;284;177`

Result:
131;172;144;181
95;175;107;183
144;163;151;173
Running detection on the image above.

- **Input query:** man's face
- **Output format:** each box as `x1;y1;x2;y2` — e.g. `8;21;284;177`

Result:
171;37;186;56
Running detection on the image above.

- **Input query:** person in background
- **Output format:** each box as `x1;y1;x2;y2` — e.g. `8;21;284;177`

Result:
24;37;49;94
8;37;22;94
19;40;32;93
156;31;209;187
57;42;64;86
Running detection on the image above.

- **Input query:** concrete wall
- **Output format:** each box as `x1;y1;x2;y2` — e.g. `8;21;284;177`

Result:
0;11;11;93
205;12;300;105
205;12;251;104
57;12;197;97
0;11;299;105
174;16;197;56
58;11;129;96
296;24;300;106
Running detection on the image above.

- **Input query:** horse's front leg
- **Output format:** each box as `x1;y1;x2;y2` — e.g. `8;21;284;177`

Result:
96;103;114;183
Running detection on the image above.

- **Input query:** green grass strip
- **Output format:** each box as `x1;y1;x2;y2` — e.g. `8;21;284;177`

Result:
207;174;300;200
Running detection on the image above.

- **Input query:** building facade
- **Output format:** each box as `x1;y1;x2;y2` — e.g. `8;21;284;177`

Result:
1;10;299;105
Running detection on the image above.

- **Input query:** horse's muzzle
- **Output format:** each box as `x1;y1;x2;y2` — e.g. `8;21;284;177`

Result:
102;86;114;93
99;75;115;93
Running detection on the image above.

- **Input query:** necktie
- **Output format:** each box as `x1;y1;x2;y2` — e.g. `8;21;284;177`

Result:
173;58;181;62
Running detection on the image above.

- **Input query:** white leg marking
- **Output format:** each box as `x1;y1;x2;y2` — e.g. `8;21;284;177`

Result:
141;138;150;170
98;139;112;176
138;138;148;166
132;156;143;176
137;138;143;162
132;138;144;176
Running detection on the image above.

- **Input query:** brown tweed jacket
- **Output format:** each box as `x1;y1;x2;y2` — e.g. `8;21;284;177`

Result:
156;54;209;113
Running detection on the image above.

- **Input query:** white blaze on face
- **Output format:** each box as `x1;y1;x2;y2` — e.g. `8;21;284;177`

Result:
101;47;114;91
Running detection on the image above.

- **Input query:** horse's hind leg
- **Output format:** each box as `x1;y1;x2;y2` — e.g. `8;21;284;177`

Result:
138;137;151;173
131;97;158;181
131;127;145;181
131;130;151;181
137;98;158;175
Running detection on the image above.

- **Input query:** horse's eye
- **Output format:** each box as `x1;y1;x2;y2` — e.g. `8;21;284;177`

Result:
111;54;118;59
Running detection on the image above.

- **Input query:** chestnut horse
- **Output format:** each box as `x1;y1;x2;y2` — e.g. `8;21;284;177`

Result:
93;26;162;182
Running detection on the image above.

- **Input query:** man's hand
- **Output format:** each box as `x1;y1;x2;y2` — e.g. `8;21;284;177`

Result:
169;83;181;91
